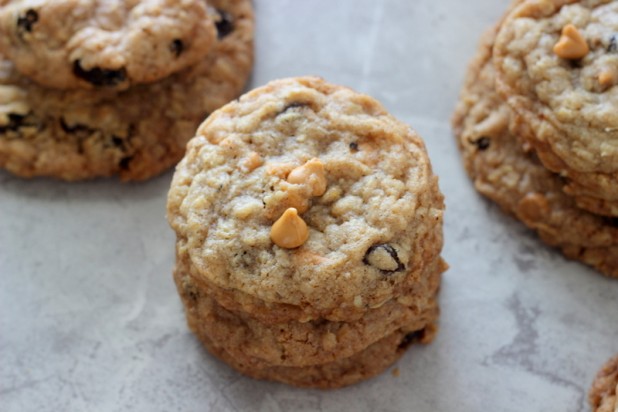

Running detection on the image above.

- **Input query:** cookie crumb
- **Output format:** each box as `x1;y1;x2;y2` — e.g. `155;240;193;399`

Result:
241;151;263;172
598;70;616;87
392;368;400;377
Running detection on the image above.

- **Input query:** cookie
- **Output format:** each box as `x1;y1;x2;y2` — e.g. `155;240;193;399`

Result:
167;76;445;320
0;0;218;90
453;25;618;277
174;244;444;367
194;322;434;389
589;355;618;412
175;230;444;325
493;0;618;216
0;0;253;181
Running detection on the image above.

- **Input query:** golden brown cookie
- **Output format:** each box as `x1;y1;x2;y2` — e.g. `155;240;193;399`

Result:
453;25;618;277
589;355;618;412
0;0;218;90
167;76;446;321
194;322;436;389
174;245;444;367
493;0;618;216
0;0;253;181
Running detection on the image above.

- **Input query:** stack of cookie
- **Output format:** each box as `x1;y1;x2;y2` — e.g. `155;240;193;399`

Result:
0;0;253;181
589;355;618;412
168;77;447;388
453;0;618;277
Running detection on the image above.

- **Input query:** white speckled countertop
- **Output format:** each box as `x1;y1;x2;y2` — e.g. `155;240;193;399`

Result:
1;1;617;411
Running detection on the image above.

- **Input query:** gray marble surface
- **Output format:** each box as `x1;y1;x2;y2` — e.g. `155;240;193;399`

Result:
1;1;617;411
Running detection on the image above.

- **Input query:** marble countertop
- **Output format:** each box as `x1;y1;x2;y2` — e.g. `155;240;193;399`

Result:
1;1;616;411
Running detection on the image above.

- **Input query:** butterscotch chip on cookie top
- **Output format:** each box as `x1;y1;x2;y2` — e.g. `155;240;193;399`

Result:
167;76;445;319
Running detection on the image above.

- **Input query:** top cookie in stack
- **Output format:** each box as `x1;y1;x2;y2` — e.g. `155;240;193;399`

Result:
168;77;447;388
0;0;254;181
453;0;618;277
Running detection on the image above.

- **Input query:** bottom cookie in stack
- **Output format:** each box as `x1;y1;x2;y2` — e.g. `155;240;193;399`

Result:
589;355;618;412
452;26;618;278
173;248;446;389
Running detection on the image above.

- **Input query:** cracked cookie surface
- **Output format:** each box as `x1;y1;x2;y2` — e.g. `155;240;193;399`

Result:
493;0;618;216
167;76;445;319
0;0;253;181
453;25;618;278
0;0;218;90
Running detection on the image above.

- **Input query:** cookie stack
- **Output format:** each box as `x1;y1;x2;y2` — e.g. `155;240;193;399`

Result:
453;0;618;277
168;77;447;388
589;355;618;412
0;0;253;181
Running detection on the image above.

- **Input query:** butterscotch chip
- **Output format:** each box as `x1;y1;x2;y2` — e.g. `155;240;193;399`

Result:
599;70;616;87
287;157;327;196
553;24;589;60
270;208;309;249
517;192;550;221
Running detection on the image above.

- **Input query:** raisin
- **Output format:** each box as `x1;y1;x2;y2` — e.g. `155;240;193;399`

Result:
17;9;38;33
0;113;25;133
608;35;617;53
349;142;359;151
60;118;94;135
73;60;126;87
112;136;128;149
602;216;618;228
473;136;490;151
215;9;234;39
170;39;184;57
362;243;405;274
398;329;426;351
119;156;132;170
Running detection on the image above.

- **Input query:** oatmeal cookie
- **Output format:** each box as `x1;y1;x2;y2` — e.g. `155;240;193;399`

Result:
589;355;618;412
0;0;253;181
453;25;618;277
174;246;444;367
167;76;445;319
493;0;618;216
0;0;218;90
195;322;434;389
